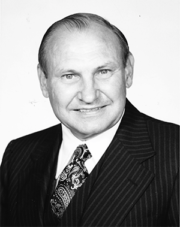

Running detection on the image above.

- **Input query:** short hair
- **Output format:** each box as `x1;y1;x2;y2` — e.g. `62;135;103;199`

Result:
38;13;130;77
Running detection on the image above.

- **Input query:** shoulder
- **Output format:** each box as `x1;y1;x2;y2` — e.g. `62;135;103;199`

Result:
125;99;179;137
7;124;61;150
143;113;179;141
1;124;62;170
142;113;179;168
13;123;61;142
126;99;179;168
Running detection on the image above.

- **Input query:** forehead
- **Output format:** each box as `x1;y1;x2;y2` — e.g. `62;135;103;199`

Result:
46;23;122;69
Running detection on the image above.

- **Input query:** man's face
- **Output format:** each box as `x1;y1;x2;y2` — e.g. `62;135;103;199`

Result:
38;23;134;140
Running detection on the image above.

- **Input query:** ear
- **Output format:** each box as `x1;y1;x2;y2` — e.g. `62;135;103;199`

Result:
37;64;49;98
125;53;134;88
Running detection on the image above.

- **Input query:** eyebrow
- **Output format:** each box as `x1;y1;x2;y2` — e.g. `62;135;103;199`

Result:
56;69;78;75
57;62;117;74
96;62;116;70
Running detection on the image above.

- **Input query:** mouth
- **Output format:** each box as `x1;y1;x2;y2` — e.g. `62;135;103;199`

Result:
74;106;107;113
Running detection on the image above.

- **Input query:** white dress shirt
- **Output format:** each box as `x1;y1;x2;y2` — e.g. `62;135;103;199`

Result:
55;112;124;179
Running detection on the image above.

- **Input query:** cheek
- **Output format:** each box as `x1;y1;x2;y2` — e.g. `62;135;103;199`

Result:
104;77;126;101
48;82;76;111
48;84;65;109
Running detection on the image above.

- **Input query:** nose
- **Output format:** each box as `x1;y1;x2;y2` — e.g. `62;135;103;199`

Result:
77;77;99;103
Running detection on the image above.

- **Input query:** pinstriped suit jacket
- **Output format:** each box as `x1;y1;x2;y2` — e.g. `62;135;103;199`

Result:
0;100;179;226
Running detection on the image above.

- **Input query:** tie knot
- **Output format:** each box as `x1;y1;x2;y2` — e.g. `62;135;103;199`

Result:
73;144;92;163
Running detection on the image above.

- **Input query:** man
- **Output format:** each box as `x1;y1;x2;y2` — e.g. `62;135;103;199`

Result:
0;13;179;226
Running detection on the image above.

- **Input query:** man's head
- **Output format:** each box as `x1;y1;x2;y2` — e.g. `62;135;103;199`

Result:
37;13;134;140
38;13;131;77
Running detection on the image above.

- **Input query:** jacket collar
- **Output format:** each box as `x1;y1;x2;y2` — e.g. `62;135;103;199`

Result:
117;99;156;162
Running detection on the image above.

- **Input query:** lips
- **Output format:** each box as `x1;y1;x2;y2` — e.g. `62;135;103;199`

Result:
79;107;101;112
74;106;106;113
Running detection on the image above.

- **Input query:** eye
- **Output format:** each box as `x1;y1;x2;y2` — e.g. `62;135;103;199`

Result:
97;69;112;79
61;74;80;83
99;69;110;74
62;74;75;79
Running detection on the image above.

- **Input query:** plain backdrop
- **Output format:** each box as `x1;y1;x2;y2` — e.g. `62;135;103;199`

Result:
0;0;179;162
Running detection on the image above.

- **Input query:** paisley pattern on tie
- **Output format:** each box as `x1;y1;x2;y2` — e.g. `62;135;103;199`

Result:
50;144;92;219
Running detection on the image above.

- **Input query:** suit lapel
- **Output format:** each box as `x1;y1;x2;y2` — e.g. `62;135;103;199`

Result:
61;100;155;226
81;141;154;226
17;125;62;226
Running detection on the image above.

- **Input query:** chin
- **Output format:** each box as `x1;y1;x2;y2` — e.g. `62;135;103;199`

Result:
74;126;106;140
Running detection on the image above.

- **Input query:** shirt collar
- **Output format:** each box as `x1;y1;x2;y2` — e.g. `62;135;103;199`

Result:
56;110;124;178
62;109;124;164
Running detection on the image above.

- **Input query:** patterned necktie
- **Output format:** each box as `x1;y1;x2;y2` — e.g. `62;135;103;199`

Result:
50;144;92;219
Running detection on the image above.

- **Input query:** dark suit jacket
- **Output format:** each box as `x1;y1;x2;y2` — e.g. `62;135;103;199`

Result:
0;100;179;226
